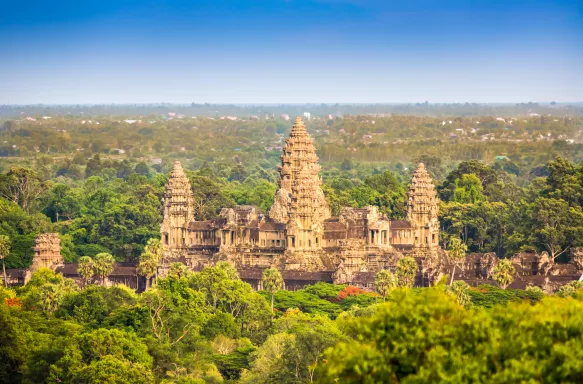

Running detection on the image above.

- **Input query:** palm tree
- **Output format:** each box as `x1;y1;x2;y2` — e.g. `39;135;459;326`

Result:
138;238;163;289
447;280;471;307
145;238;163;263
396;257;418;288
262;267;283;318
0;235;10;288
375;269;398;301
137;252;158;289
168;262;190;279
492;259;515;289
447;237;468;285
77;256;94;285
93;253;115;286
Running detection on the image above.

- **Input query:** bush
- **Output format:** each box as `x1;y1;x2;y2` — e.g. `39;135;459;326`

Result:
467;284;544;307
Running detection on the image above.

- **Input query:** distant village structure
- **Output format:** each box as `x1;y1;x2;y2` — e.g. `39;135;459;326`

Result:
5;117;583;291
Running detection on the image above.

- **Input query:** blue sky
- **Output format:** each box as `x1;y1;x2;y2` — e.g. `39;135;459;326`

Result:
0;0;581;104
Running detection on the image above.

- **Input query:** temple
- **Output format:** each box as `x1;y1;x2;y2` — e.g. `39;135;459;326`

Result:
159;117;442;288
5;117;583;291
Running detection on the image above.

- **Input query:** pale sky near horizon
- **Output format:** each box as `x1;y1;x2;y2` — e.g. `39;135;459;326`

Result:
0;0;581;104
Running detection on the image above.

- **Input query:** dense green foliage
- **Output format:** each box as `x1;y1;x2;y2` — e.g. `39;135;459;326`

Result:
1;269;582;383
319;287;583;383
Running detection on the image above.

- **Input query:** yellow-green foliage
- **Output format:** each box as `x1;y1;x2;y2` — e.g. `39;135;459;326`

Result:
318;287;583;383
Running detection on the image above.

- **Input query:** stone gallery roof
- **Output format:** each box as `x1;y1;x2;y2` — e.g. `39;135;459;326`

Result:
324;219;347;231
189;221;214;230
56;262;137;277
259;219;286;231
5;268;27;278
351;271;375;284
238;269;334;282
282;270;334;282
390;219;412;229
238;268;264;280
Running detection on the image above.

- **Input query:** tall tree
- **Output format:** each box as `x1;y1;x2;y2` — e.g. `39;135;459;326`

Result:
452;174;485;204
447;237;468;285
0;235;10;288
374;269;398;301
0;167;48;213
262;267;283;318
492;259;515;289
396;257;418;288
167;262;190;279
137;252;158;290
137;238;163;289
93;253;115;286
437;160;497;202
529;197;583;260
77;256;94;285
447;280;471;307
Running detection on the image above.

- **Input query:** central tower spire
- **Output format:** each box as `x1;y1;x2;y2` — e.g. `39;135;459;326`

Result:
269;117;331;270
269;117;330;226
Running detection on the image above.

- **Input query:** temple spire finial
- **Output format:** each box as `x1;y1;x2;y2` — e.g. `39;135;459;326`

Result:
290;116;308;136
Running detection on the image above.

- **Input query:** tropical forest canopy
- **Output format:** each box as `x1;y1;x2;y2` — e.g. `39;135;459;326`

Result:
2;264;583;383
2;113;583;265
2;112;583;382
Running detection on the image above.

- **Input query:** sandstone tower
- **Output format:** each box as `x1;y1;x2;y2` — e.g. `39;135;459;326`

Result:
31;233;63;272
406;163;439;252
161;161;195;248
270;117;330;246
270;117;331;269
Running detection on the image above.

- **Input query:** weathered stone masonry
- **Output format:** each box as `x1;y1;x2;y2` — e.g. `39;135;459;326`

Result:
159;117;443;287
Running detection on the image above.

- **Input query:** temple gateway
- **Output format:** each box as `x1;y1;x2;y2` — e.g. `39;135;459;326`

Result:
160;117;444;289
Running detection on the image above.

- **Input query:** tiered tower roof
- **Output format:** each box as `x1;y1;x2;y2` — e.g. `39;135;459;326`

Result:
406;163;438;225
164;161;194;209
161;161;195;247
269;117;330;225
31;233;63;271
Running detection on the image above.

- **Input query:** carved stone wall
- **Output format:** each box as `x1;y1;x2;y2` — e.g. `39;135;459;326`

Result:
160;160;195;248
31;233;63;272
406;163;440;250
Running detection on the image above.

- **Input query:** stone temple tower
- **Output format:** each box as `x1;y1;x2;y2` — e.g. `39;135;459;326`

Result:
161;161;195;248
31;233;63;272
406;163;439;251
269;117;331;269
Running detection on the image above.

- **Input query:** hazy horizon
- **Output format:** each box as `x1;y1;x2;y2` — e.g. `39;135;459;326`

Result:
1;0;582;104
2;101;582;107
